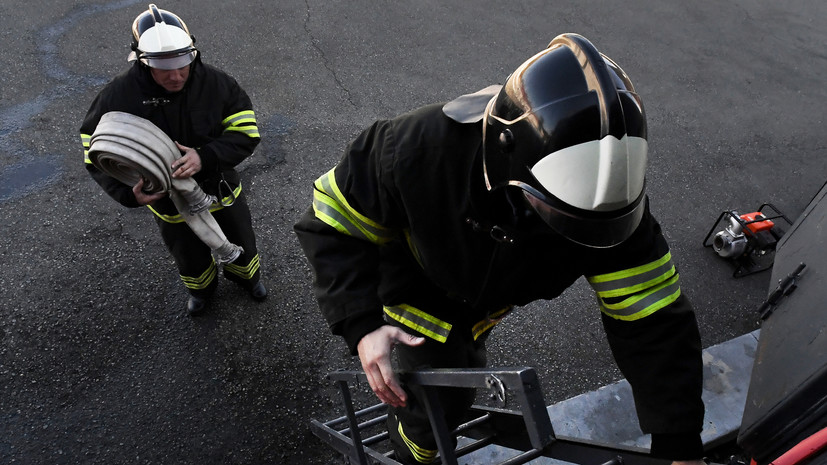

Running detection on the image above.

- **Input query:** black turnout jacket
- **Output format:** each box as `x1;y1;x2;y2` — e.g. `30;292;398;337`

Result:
80;57;259;215
294;101;704;459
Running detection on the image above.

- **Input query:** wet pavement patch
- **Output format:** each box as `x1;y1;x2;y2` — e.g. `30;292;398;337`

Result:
0;156;62;202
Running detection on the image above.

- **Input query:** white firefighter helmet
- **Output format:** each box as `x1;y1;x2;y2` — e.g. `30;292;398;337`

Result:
128;4;197;70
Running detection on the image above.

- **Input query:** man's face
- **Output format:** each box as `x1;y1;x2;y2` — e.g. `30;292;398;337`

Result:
149;65;190;93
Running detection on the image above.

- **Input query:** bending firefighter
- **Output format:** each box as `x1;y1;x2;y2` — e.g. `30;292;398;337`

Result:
81;4;267;314
295;34;705;465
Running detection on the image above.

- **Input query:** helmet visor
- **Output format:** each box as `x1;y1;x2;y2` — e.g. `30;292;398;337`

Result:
141;50;197;70
523;189;646;248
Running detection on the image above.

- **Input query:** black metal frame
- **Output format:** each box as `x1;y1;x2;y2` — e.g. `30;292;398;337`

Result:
310;368;672;465
702;203;792;277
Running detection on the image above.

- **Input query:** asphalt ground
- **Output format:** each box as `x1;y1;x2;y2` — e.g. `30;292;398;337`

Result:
1;1;825;464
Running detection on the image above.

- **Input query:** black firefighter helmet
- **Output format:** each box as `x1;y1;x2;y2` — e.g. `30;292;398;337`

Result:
483;33;648;248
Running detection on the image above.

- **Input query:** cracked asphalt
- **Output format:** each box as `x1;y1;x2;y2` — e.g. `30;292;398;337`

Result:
1;1;826;464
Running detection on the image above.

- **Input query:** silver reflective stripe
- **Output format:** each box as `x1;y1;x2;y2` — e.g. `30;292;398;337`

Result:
383;304;452;343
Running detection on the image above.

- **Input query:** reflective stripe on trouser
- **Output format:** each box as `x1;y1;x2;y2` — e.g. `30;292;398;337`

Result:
385;313;487;464
156;190;261;297
390;414;437;464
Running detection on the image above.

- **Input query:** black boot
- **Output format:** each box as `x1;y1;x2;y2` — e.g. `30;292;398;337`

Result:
250;281;268;301
187;294;209;315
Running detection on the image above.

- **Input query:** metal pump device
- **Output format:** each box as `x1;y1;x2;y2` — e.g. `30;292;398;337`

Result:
703;204;791;277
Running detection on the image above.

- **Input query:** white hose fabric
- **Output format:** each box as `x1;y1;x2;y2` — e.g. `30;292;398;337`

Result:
88;111;243;265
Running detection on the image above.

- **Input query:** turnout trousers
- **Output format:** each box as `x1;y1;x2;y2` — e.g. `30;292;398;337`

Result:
385;300;490;464
155;189;262;299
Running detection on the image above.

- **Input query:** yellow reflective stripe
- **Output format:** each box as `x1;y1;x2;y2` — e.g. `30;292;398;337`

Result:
587;252;675;298
312;191;366;238
472;306;513;341
222;110;256;127
224;125;260;138
224;254;260;280
222;110;260;139
148;185;243;223
181;261;217;290
599;273;682;321
81;133;92;163
383;304;452;343
397;420;437;463
403;229;423;268
315;169;387;231
588;251;672;283
312;169;395;244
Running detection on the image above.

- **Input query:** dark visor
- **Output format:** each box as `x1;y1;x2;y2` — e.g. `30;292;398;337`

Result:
523;190;646;248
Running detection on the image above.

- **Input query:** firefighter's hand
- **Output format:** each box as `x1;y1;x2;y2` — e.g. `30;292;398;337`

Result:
672;460;705;465
357;325;425;408
132;178;166;205
171;142;202;179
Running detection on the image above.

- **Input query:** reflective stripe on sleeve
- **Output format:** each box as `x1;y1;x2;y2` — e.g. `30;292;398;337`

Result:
587;251;676;298
81;133;92;163
597;272;681;321
383;304;452;343
587;252;682;320
222;110;260;139
472;306;513;340
312;168;395;245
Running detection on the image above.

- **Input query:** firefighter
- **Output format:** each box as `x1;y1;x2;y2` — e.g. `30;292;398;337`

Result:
295;34;705;465
81;4;267;314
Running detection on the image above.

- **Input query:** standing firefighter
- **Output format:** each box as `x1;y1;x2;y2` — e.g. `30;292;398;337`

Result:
295;34;705;465
80;4;267;314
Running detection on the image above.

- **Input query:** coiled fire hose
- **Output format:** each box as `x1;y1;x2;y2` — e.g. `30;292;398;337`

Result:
88;111;243;265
